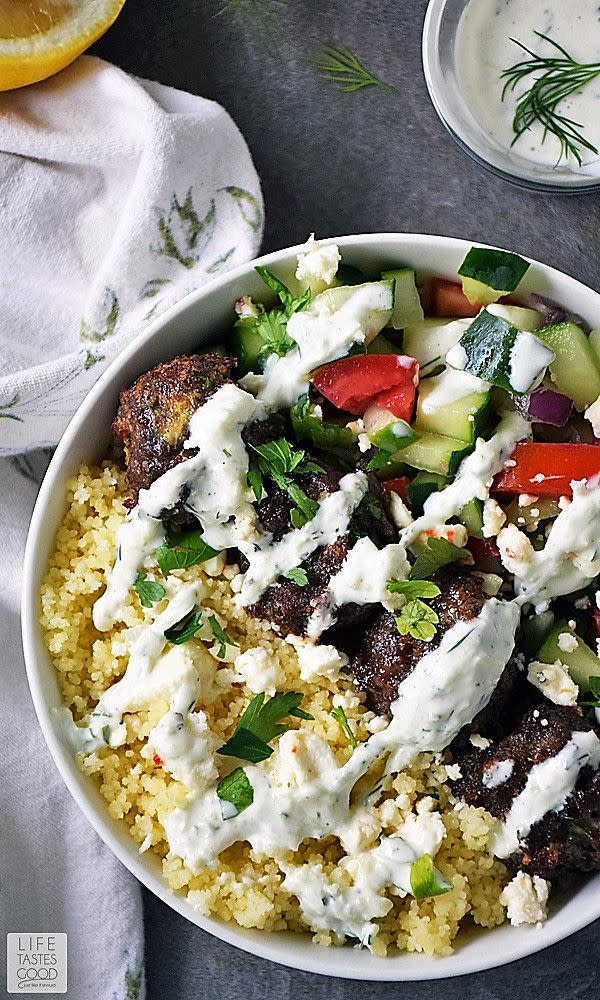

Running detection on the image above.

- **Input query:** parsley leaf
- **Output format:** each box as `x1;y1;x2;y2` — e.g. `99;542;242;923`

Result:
207;614;238;658
156;528;219;576
249;438;322;529
579;674;600;707
217;691;310;763
386;580;441;600
134;572;166;608
331;705;358;749
255;266;312;318
247;463;265;502
164;610;203;645
284;567;309;586
409;537;468;580
255;309;296;364
216;767;254;817
395;599;439;642
409;854;451;900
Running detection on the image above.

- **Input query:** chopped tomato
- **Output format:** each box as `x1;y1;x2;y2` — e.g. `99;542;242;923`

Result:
311;354;418;417
493;443;600;498
382;476;411;504
430;278;481;318
152;753;163;766
593;609;600;636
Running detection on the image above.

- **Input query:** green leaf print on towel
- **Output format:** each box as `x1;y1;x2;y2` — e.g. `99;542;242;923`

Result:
124;965;144;1000
222;185;263;231
153;189;216;268
80;289;120;343
0;394;24;423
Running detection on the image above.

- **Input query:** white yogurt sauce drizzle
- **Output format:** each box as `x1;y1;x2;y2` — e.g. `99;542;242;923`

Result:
456;0;600;172
493;730;600;858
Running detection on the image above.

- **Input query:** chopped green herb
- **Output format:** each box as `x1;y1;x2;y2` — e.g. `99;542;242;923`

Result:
395;599;439;642
249;438;322;529
386;579;441;600
409;853;451;900
255;309;296;364
409;537;468;580
580;675;600;707
207;614;238;658
247;463;265;502
331;705;358;749
102;725;110;745
366;448;393;472
216;767;254;817
133;572;166;608
164;610;203;645
283;566;309;586
156;528;219;575
255;266;312;318
217;691;310;763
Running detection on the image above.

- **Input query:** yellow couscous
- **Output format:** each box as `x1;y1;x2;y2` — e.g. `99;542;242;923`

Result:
40;463;510;956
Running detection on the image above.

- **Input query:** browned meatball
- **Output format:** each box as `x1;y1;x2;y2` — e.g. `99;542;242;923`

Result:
244;467;398;637
350;566;489;716
450;705;600;879
112;353;236;498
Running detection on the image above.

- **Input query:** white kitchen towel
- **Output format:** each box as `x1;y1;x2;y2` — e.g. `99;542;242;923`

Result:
0;56;263;999
0;54;264;454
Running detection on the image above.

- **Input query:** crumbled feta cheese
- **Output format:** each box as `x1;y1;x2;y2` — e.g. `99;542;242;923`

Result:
584;394;600;438
527;659;579;706
366;714;389;734
388;492;413;530
234;294;261;319
469;733;492;749
482;498;506;538
557;631;578;654
444;762;462;780
420;523;468;548
234;646;281;695
500;871;549;927
558;495;571;509
312;404;323;421
358;433;371;453
295;234;341;292
497;523;534;576
574;596;591;610
518;493;538;507
287;637;348;682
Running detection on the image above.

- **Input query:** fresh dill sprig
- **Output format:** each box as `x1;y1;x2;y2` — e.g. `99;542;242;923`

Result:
501;32;600;165
216;0;280;54
310;42;393;94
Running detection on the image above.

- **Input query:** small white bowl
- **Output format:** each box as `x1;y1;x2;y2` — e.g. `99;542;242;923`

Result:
22;234;600;980
422;0;600;193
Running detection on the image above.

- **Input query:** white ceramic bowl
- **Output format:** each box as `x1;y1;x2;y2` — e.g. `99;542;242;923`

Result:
22;233;600;981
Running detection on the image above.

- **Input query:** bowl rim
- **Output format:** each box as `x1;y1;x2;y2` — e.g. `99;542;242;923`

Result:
421;0;600;194
21;232;600;981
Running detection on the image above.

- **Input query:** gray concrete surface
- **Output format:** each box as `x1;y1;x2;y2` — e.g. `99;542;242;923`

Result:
94;1;600;996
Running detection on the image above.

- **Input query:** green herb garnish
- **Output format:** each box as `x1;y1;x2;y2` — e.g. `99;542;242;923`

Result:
409;854;451;900
283;567;309;586
409;537;468;580
249;438;322;528
217;691;312;763
208;614;238;658
102;725;111;745
164;610;203;645
395;600;439;642
331;705;358;749
156;528;219;576
580;675;600;708
248;267;311;365
310;42;393;94
216;767;254;816
501;32;600;165
386;579;441;600
133;572;166;608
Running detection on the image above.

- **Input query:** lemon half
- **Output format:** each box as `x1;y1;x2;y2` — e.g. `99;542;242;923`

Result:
0;0;125;91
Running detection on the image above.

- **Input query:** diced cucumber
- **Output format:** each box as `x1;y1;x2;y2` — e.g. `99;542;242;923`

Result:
447;309;553;394
589;328;600;368
403;317;472;370
536;623;600;693
520;610;555;656
290;395;356;458
230;316;265;374
382;268;425;328
315;280;395;343
408;471;448;514
366;331;402;354
458;247;530;305
363;405;419;453
487;303;542;331
335;263;367;286
535;322;600;411
401;432;472;476
459;497;484;538
414;369;490;443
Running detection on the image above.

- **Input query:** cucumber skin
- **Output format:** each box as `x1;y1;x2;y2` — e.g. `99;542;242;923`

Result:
401;432;472;477
458;247;530;292
230;317;264;375
414;382;490;444
408;471;448;514
536;623;600;694
459;497;484;538
536;323;600;411
290;397;356;458
382;268;425;328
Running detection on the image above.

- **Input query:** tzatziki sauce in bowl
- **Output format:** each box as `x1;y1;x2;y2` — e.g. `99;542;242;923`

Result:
423;0;600;191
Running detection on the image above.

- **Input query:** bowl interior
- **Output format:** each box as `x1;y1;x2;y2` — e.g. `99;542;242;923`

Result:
22;233;600;980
